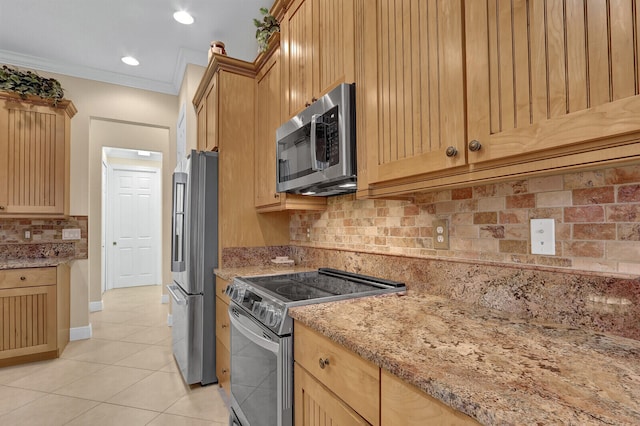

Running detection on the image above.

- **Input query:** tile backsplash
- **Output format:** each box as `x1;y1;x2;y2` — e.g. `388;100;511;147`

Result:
0;216;88;260
290;164;640;276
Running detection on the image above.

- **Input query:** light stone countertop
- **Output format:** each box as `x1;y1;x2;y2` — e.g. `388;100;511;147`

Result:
0;259;71;270
289;291;640;425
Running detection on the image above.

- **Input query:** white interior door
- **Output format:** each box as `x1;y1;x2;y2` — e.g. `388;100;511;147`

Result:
110;167;160;288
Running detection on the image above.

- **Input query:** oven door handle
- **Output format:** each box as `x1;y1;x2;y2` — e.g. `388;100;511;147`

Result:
229;308;279;353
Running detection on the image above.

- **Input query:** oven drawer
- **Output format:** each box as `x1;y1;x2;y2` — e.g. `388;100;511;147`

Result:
294;321;379;425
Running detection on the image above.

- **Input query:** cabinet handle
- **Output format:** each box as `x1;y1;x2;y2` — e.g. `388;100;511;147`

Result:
468;140;482;152
20;276;26;281
318;357;330;369
445;146;458;157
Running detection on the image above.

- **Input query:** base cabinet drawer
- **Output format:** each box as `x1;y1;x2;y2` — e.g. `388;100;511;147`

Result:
294;363;369;426
294;322;379;425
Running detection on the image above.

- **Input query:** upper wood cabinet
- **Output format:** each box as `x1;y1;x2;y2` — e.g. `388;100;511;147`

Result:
0;93;76;216
254;38;327;212
281;0;356;118
359;0;640;197
196;73;219;152
465;0;640;165
360;0;466;189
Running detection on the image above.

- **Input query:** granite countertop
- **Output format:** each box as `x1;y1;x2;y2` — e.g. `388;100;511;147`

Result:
0;258;72;270
214;265;315;281
289;291;640;425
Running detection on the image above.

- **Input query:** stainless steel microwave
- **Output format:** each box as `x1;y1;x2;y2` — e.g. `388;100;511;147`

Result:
276;83;356;196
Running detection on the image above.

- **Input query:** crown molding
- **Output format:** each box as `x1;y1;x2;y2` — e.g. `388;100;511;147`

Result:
0;48;187;95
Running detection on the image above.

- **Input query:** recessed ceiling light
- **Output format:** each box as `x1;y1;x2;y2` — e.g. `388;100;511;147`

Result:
173;10;194;25
121;56;139;66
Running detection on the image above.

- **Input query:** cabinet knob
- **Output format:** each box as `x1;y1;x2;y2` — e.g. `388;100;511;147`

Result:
445;146;458;157
0;206;5;210
274;193;280;199
468;140;482;152
318;357;330;369
222;369;228;374
20;276;26;281
305;102;311;107
311;97;317;103
221;323;228;329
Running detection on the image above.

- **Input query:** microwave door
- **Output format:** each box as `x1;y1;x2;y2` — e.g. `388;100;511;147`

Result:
277;125;314;192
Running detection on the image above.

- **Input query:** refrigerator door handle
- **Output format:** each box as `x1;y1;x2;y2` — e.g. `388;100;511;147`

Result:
168;284;188;306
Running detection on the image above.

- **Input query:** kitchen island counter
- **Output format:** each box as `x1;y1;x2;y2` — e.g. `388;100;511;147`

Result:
289;291;640;425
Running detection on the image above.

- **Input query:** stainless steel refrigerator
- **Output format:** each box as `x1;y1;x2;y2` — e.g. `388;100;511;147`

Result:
168;150;218;385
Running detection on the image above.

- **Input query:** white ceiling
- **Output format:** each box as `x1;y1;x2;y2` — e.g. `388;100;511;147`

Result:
0;0;272;95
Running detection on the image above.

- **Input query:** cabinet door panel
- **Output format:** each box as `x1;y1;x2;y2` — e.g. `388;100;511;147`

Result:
283;0;314;116
315;0;355;97
0;285;56;359
366;0;466;185
466;0;640;164
0;102;65;214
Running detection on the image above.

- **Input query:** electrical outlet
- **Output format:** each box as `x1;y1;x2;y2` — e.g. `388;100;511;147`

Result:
24;230;31;240
433;219;449;250
530;219;555;255
62;228;81;240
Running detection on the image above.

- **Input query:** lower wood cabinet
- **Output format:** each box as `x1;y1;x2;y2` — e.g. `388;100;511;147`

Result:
0;264;70;366
294;320;480;426
215;276;231;394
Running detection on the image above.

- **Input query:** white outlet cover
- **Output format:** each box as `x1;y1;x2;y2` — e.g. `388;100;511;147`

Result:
62;228;81;240
530;219;555;255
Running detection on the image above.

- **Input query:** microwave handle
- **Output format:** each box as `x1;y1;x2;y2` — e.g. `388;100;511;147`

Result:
310;114;326;171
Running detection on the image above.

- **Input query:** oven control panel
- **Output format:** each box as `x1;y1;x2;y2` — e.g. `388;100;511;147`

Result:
225;279;288;334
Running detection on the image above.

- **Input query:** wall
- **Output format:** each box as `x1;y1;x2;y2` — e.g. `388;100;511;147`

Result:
23;70;179;330
291;164;640;277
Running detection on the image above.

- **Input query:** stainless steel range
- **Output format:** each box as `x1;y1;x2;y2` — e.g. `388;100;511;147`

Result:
225;268;405;426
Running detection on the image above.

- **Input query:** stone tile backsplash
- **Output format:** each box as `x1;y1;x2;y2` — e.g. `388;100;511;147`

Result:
0;216;88;260
290;164;640;276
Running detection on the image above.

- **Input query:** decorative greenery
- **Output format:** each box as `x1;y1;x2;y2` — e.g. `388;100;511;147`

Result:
253;7;279;53
0;65;64;105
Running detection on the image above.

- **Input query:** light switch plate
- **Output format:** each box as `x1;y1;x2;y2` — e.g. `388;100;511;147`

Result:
62;228;81;240
433;219;449;250
530;219;555;255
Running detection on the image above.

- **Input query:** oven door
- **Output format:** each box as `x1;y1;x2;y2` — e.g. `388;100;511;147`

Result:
228;304;292;426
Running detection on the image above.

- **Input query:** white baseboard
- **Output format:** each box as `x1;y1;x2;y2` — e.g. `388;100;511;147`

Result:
70;324;92;341
161;294;169;304
167;313;173;327
89;300;103;312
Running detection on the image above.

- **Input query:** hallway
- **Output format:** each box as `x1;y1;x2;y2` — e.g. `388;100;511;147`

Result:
0;285;229;425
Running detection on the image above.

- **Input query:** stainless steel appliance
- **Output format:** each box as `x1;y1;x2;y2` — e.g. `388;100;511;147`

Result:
168;150;218;385
225;268;405;426
276;83;356;196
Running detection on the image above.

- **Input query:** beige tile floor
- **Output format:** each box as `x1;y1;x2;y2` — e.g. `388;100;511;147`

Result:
0;285;230;425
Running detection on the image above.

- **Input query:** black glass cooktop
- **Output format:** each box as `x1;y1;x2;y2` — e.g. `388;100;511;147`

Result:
242;268;405;303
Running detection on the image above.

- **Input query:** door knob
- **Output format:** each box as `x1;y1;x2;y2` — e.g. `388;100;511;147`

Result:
113;242;117;246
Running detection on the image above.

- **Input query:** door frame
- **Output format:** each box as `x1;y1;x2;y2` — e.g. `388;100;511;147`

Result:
105;164;162;290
